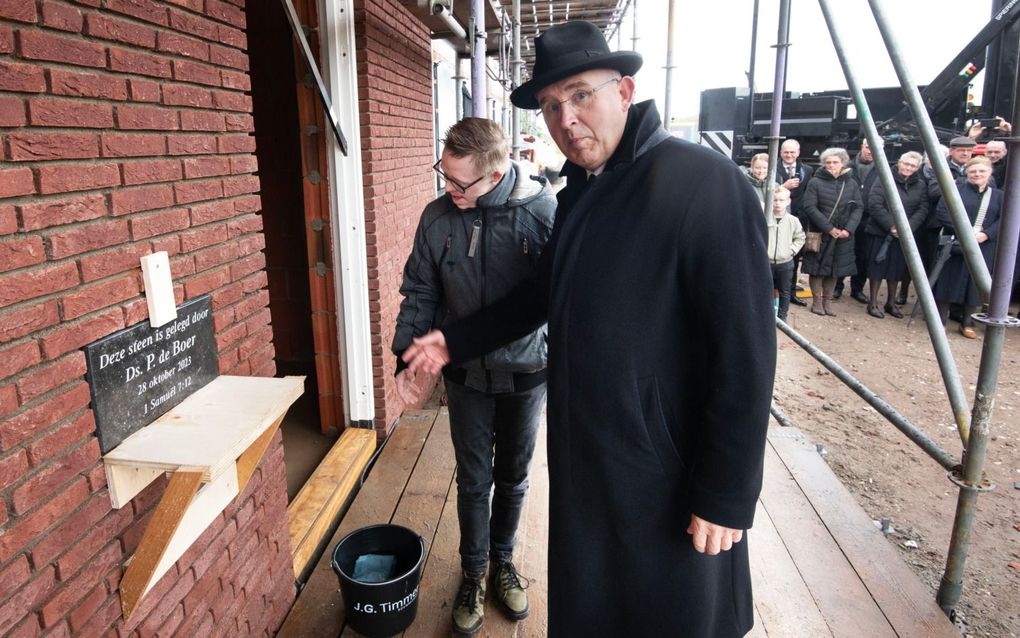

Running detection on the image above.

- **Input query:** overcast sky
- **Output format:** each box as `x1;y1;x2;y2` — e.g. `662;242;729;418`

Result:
614;0;993;119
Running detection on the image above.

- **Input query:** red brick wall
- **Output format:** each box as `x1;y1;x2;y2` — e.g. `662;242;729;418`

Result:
0;0;294;634
355;0;435;434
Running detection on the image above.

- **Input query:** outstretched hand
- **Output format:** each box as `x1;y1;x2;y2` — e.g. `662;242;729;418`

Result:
402;330;451;376
687;514;744;555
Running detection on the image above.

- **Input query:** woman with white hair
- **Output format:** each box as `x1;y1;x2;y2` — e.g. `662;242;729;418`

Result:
800;148;864;316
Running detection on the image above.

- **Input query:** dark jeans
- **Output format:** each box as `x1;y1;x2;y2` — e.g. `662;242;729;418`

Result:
445;379;546;575
771;260;794;320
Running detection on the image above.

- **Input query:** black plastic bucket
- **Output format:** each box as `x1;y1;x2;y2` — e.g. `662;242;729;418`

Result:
331;524;425;638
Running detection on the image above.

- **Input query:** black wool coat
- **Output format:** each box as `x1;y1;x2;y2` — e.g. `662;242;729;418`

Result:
444;101;776;637
864;170;929;237
933;181;1003;307
800;168;863;278
775;160;813;224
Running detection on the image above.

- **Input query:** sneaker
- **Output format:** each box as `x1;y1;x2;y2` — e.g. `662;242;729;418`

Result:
492;560;529;620
452;571;486;635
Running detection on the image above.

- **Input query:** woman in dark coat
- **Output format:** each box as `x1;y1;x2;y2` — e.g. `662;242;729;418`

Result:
863;151;929;318
801;148;864;316
933;156;1003;338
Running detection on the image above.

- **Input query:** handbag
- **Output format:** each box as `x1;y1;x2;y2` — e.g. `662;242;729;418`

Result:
803;181;847;253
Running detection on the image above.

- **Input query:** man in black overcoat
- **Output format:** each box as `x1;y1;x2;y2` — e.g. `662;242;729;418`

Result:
403;21;776;637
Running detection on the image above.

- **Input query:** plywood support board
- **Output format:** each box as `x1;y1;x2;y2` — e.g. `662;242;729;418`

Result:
105;375;304;619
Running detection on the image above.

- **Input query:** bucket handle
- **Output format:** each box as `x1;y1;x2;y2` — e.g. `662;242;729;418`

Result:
332;535;426;584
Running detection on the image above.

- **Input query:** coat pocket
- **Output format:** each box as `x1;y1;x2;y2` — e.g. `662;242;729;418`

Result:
637;376;686;475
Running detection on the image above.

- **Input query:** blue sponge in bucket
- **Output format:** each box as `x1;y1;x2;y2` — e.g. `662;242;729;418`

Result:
353;554;397;583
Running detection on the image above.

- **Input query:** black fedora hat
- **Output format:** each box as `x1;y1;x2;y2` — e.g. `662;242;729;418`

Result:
510;21;643;110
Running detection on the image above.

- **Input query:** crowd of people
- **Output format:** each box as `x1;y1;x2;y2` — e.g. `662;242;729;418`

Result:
745;125;1015;337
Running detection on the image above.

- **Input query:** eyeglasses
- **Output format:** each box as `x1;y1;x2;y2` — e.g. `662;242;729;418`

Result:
433;159;486;194
538;77;621;120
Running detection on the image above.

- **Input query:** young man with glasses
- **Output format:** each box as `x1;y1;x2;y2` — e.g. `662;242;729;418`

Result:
391;117;555;635
403;21;775;637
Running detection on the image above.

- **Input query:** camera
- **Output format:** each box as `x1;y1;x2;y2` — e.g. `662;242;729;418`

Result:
978;117;1001;129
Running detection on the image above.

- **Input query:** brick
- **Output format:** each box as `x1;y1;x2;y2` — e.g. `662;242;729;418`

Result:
109;47;172;79
16;352;86;405
100;132;165;157
0;25;11;53
183;156;230;179
0;95;26;127
39;308;123;360
209;44;247;71
64;580;109;633
37;162;120;195
220;69;250;91
226;213;261;238
0;300;59;344
47;218;129;258
0;340;41;379
173;59;221;87
60;274;138;319
218;24;245;50
232;195;261;215
0;448;29;491
211;89;250;112
185;266;230;298
189;199;234;225
168;8;217;41
0;262;79;310
128;78;160;102
167;134;216;155
222;175;259;197
0;567;57;635
41;1;84;32
17;30;105;68
218;135;255;154
0;206;15;234
0;235;45;272
28;489;106;567
158;31;209;60
180;223;227;252
206;0;245;28
0;381;90;450
84;13;156;48
105;0;168;26
0;0;37;23
20;193;107;231
115;104;178;130
28;97;113;128
7;132;100;161
0;60;47;93
223;113;252;133
166;0;202;9
192;238;238;269
44;540;121;625
181;109;225;131
0;383;15;416
130;207;189;239
12;440;99;514
72;595;119;637
174;178;223;204
229;155;257;174
0;477;86;555
78;243;148;281
26;410;94;472
0;167;34;197
49;69;126;103
121;158;182;185
110;184;174;215
162;84;212;108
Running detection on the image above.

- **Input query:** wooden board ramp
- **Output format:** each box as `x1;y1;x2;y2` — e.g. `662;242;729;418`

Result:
280;416;958;638
288;426;377;580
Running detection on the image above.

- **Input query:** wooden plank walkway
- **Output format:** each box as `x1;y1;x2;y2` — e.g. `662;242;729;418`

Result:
279;412;958;637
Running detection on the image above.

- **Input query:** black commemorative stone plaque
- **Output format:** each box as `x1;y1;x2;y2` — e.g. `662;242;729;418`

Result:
85;295;218;454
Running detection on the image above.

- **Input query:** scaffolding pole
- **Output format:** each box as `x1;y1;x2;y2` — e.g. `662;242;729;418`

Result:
470;0;485;116
511;0;522;159
662;0;677;127
762;0;791;218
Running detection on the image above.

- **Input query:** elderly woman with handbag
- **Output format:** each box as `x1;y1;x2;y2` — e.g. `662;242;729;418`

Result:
801;148;864;316
932;156;1003;338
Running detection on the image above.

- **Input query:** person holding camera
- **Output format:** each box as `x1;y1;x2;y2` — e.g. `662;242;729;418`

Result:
966;115;1013;143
